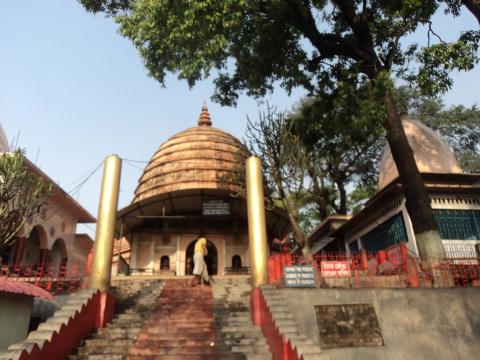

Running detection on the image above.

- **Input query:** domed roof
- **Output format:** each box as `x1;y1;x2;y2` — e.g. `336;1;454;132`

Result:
0;123;9;153
133;105;248;203
378;117;463;190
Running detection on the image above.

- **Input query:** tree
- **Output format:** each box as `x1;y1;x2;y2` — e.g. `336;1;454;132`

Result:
293;84;480;224
246;107;313;256
444;1;480;25
80;0;480;260
288;75;385;220
0;150;51;251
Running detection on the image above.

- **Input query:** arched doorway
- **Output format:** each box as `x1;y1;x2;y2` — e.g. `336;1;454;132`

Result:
185;239;218;275
50;238;68;275
232;255;242;269
160;255;170;270
19;226;48;266
0;243;14;266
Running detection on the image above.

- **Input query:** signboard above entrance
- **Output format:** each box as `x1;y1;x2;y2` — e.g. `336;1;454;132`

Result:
202;200;231;216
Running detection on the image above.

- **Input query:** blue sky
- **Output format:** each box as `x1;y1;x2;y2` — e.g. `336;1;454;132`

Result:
0;1;479;236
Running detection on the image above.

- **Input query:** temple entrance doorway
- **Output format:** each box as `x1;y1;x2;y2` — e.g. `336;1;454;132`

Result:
185;239;218;276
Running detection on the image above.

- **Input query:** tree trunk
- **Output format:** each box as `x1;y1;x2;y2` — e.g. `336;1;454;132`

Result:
462;0;480;25
336;180;347;215
284;205;312;259
308;169;329;221
383;91;445;259
315;196;329;221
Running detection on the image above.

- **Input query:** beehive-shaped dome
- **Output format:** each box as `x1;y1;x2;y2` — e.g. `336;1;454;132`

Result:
133;105;248;203
378;117;463;190
0;123;9;153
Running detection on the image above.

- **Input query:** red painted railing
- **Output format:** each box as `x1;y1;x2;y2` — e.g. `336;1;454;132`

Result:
0;263;86;294
269;244;480;288
10;291;115;360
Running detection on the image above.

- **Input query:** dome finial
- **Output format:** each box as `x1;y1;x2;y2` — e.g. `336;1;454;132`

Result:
198;102;212;127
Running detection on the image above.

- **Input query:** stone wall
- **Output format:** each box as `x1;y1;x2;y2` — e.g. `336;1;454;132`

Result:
279;288;480;360
0;293;33;350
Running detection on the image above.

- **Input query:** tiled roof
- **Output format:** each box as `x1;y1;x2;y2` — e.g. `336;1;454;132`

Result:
133;105;249;203
0;278;54;300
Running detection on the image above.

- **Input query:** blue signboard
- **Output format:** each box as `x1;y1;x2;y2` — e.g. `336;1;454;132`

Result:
284;265;317;288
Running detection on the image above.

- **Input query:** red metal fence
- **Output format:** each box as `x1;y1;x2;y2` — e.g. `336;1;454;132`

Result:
269;244;480;288
0;263;87;294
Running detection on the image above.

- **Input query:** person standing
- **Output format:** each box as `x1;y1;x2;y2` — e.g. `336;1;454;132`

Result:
191;236;210;286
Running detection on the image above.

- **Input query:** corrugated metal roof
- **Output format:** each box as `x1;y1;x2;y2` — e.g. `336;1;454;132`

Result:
0;278;54;301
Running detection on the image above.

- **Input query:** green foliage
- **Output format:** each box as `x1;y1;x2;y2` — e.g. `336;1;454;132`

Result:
113;0;312;105
348;183;378;214
298;203;321;235
415;31;480;95
79;0;132;15
79;0;480;104
0;150;52;250
288;74;385;218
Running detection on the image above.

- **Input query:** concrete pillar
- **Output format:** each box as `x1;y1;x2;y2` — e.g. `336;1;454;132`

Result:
89;155;122;292
38;249;49;264
246;156;269;288
13;237;27;266
176;235;181;276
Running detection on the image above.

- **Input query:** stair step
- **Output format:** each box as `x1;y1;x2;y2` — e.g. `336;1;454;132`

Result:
212;280;271;359
84;339;131;347
78;345;131;355
68;354;127;360
71;279;275;359
128;355;216;360
129;346;218;356
132;339;217;347
91;332;138;340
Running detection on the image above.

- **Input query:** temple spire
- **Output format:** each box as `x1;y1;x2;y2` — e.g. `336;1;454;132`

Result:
198;103;212;127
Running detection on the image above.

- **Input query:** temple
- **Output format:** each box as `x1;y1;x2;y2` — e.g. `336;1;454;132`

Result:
112;105;288;276
309;116;480;258
3;113;480;360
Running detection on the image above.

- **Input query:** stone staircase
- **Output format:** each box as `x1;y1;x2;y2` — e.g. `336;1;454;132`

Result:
128;279;219;359
261;286;327;360
213;278;271;359
69;279;164;360
68;277;274;360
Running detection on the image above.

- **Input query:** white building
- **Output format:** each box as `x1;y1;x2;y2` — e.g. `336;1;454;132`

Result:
0;123;95;275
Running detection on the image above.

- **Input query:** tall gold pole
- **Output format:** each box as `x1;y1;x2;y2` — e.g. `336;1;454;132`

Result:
89;154;122;292
246;156;269;288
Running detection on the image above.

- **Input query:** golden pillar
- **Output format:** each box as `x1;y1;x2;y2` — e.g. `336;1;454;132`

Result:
89;154;122;292
246;156;269;288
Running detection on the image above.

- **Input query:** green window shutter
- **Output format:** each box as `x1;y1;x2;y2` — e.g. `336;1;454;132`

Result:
361;213;408;252
433;209;480;240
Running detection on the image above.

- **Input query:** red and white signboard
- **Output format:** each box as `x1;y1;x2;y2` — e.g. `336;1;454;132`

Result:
321;261;351;277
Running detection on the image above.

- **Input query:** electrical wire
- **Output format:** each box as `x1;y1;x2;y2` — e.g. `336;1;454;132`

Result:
37;160;103;226
124;159;146;172
63;160;104;189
